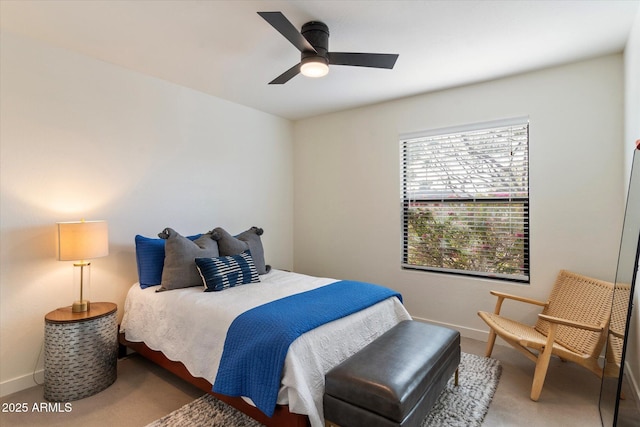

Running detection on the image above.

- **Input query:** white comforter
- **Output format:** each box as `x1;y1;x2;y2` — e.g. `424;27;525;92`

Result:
120;269;411;427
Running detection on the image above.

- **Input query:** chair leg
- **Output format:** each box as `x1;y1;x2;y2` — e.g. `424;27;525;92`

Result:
485;330;497;357
531;325;557;401
531;347;553;401
455;368;459;386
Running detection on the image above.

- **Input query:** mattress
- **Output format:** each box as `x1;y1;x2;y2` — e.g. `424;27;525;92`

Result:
120;269;411;427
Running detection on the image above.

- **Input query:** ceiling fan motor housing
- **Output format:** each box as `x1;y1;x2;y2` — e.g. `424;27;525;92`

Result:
301;21;329;63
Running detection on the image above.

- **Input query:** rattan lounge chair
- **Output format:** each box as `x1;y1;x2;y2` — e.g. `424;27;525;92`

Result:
478;270;615;401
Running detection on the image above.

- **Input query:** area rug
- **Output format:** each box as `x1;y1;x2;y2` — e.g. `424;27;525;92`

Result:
145;352;501;427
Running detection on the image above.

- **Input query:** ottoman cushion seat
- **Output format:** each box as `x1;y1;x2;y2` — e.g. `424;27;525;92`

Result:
324;320;460;427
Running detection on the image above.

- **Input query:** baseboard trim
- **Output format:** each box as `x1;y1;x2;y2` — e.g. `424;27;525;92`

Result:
0;370;44;398
411;315;490;342
624;361;640;408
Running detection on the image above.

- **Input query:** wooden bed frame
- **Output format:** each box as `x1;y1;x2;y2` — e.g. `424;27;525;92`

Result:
118;332;310;427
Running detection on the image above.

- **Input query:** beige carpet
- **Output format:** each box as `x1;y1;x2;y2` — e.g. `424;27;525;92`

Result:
145;352;501;427
0;337;614;427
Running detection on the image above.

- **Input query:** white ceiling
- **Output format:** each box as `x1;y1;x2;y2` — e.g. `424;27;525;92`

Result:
1;0;638;120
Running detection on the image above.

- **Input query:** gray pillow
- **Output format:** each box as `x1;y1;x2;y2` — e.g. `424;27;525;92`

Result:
157;228;219;292
210;226;270;275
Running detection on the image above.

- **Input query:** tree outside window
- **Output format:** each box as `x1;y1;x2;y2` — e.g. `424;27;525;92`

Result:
401;118;529;282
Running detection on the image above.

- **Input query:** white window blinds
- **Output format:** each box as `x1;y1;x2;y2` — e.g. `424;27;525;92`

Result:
401;118;529;282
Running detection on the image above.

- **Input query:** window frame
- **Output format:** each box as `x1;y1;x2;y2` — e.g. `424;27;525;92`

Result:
400;117;530;283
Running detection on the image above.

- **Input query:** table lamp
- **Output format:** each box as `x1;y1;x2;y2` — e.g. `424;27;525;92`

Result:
57;220;109;312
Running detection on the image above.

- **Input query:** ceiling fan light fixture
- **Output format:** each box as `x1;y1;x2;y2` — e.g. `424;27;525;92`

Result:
300;56;329;78
259;12;398;85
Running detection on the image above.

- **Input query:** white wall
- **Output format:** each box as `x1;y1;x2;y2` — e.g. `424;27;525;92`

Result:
0;32;294;396
293;54;624;339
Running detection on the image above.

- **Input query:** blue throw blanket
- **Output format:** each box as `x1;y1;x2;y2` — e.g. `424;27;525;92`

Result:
213;280;402;417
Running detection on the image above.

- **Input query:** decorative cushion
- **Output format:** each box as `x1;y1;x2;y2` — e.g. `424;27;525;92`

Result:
210;226;270;275
156;228;219;292
135;233;201;288
196;251;260;292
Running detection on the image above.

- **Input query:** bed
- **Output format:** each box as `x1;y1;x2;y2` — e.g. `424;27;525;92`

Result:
119;268;411;427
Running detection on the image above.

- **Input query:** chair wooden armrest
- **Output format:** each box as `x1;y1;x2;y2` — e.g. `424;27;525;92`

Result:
537;314;603;332
488;290;548;316
489;290;548;307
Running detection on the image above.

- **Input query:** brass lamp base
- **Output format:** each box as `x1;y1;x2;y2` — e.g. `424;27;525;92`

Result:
72;300;90;313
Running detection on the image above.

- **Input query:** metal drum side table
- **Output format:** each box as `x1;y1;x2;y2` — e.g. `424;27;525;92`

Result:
44;302;117;401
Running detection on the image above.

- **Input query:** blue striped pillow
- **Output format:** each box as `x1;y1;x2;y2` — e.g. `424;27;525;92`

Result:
195;251;260;292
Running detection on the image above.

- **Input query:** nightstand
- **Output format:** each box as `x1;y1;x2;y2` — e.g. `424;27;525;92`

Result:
44;302;118;401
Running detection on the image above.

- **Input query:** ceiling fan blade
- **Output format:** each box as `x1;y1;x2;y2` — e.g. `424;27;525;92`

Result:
328;52;399;69
258;12;316;53
269;63;301;85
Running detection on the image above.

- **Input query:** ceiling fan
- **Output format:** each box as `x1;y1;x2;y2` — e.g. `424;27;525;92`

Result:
258;11;399;84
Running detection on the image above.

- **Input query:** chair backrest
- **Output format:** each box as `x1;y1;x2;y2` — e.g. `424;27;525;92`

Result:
535;270;614;356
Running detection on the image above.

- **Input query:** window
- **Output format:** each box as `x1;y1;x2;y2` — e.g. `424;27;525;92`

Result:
400;117;529;282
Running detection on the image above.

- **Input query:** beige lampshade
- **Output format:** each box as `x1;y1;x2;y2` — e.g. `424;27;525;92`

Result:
57;220;109;261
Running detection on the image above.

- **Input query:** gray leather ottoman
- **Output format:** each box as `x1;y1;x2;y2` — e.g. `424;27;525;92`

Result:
324;320;460;427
